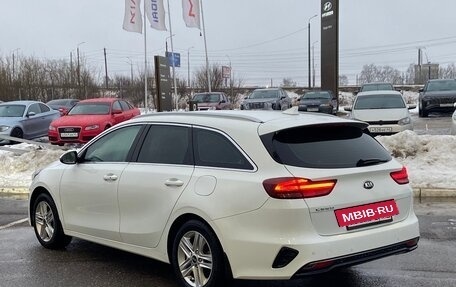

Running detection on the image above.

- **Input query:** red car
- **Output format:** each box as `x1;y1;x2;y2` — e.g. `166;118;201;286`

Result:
48;98;140;145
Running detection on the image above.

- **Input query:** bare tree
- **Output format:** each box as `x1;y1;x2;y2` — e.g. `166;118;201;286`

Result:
194;63;224;91
359;64;403;84
339;74;349;86
281;78;297;88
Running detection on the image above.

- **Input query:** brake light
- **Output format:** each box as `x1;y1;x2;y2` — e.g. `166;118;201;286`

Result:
263;177;337;199
390;166;409;184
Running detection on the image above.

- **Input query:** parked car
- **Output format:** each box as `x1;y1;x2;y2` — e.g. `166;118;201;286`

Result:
30;109;419;287
240;88;292;110
47;98;80;116
345;91;415;135
48;98;140;145
0;100;60;144
451;103;456;135
418;79;456;117
191;92;232;110
359;82;395;93
297;90;338;114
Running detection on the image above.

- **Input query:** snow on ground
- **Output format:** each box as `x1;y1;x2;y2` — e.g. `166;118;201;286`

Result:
1;130;455;190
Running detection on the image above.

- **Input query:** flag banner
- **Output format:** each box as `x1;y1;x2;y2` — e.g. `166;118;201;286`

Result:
145;0;167;31
123;0;143;33
182;0;201;29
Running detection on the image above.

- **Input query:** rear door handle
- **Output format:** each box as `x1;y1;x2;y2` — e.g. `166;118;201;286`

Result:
103;174;118;182
165;178;184;187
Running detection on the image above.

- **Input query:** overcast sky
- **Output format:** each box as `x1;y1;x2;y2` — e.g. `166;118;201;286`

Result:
1;0;456;86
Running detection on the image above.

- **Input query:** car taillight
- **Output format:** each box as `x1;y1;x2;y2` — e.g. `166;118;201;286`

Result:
263;177;337;199
390;166;409;184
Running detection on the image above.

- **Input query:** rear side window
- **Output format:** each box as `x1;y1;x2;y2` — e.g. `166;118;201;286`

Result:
260;125;391;168
137;125;192;165
194;128;254;170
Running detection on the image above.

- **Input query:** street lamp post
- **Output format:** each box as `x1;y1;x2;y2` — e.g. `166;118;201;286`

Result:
11;48;20;99
225;55;233;98
187;47;194;88
312;41;318;88
308;14;317;89
77;42;86;97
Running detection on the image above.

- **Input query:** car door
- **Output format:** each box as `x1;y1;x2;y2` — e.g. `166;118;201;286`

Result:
59;124;143;241
111;100;125;124
37;103;58;136
118;124;194;248
22;103;43;138
119;100;135;120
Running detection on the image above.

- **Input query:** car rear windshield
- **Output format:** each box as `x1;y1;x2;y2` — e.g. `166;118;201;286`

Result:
354;94;406;109
260;125;391;168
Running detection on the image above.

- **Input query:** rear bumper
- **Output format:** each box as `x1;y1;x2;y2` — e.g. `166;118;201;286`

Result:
213;200;420;280
292;237;419;277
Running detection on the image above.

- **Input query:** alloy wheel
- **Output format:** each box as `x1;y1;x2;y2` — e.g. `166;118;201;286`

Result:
35;201;55;242
177;231;213;287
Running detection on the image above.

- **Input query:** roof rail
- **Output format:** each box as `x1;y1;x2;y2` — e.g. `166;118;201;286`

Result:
135;111;264;123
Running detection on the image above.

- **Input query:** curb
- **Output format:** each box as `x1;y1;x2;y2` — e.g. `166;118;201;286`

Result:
1;186;456;197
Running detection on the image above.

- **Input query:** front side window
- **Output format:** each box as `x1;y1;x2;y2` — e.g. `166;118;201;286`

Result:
261;125;391;169
137;125;192;165
28;103;41;115
83;125;142;162
194;128;253;170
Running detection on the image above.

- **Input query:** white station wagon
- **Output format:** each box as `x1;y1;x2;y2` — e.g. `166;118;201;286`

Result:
29;109;420;287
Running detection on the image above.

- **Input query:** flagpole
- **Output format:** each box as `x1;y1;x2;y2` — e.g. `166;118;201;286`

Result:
200;0;211;92
167;0;178;110
143;0;148;113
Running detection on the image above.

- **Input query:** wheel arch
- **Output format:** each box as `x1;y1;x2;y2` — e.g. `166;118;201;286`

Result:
166;213;233;277
29;186;55;224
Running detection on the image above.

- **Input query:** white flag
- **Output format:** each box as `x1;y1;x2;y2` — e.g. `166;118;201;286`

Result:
123;0;143;33
145;0;167;31
182;0;201;29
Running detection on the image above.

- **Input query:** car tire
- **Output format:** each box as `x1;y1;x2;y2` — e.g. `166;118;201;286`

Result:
171;220;229;287
10;127;23;144
418;101;428;117
32;193;72;249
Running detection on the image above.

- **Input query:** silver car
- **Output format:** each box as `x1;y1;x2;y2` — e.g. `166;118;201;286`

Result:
0;100;60;144
240;88;292;110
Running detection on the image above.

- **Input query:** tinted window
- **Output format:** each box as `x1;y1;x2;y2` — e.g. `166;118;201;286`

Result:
302;92;331;99
137;125;192;165
354;94;406;109
194;128;253;170
83;125;142;162
360;84;393;92
260;125;391;169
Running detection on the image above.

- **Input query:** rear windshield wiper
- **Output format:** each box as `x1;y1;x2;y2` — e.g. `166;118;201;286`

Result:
356;158;389;167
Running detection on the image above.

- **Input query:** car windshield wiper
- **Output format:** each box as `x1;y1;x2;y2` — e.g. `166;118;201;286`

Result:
356;158;389;167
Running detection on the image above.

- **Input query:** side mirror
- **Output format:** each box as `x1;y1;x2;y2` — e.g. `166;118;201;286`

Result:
26;111;36;117
419;88;424;93
60;150;78;165
220;100;226;103
344;106;353;112
407;104;417;110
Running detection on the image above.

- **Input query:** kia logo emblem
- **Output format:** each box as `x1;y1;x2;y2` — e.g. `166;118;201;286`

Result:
323;2;332;12
363;181;374;189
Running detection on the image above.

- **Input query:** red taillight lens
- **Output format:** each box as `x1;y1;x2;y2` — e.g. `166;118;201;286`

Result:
390;166;409;184
263;177;337;199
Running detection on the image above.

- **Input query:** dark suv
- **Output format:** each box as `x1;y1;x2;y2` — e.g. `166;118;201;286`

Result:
240;88;292;110
419;79;456;117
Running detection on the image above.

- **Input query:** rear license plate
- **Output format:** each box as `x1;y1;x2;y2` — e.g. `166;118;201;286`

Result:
308;108;319;112
60;132;78;138
369;127;392;133
334;199;399;228
440;103;454;107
